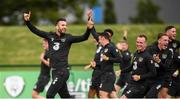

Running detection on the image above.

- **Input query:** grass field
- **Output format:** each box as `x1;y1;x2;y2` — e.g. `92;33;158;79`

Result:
0;24;180;65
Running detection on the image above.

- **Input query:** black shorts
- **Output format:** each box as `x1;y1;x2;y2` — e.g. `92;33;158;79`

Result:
116;73;129;88
122;83;146;98
90;69;102;90
33;75;50;93
168;81;180;97
99;72;116;93
145;81;164;98
46;68;71;98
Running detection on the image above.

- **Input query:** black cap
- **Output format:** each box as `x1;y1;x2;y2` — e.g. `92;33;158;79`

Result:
99;32;110;40
104;29;113;37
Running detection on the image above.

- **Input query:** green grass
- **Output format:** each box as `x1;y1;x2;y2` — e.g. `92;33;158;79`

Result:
0;24;180;64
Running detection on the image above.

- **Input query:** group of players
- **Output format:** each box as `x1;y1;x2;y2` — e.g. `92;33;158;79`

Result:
23;9;180;99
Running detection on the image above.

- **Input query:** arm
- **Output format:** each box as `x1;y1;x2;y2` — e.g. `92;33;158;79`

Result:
87;9;99;42
91;26;99;42
40;52;50;67
158;49;173;70
121;65;132;73
24;11;49;39
68;28;91;43
68;14;94;43
122;51;131;63
140;57;157;80
102;46;122;63
108;48;122;63
123;30;128;41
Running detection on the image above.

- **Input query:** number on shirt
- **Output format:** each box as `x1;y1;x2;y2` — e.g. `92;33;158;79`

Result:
53;42;60;50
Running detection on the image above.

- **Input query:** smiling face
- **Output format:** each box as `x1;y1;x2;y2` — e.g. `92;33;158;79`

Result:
166;27;176;40
136;37;146;52
56;20;67;34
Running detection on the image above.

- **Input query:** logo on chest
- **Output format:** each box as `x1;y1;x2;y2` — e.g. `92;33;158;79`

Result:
162;54;167;59
172;43;177;48
61;38;66;42
138;57;143;62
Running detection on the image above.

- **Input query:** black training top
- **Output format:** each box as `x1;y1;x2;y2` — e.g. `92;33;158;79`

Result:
118;50;131;72
100;43;121;72
122;49;156;85
25;21;90;70
147;43;173;81
168;39;180;53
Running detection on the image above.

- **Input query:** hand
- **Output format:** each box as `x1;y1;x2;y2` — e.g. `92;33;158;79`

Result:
132;75;141;81
123;30;128;40
87;9;93;21
116;43;122;50
173;69;179;77
102;54;109;61
153;54;161;63
90;61;96;68
115;70;121;76
87;17;94;29
23;11;31;21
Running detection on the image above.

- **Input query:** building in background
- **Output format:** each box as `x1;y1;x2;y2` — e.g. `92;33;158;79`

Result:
114;0;180;24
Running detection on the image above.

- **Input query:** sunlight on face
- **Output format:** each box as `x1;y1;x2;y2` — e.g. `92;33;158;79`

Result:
136;37;146;52
56;21;67;33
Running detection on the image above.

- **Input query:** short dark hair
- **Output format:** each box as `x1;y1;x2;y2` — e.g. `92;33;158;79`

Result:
55;18;66;25
99;32;110;40
157;33;168;40
104;29;114;37
165;25;175;32
137;34;147;41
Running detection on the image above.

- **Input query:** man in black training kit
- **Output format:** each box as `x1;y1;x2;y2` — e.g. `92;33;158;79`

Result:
85;10;116;98
32;39;50;99
115;30;131;94
168;53;180;98
121;34;157;98
115;41;131;94
145;33;173;98
164;26;180;98
87;29;114;98
98;32;120;98
24;11;93;98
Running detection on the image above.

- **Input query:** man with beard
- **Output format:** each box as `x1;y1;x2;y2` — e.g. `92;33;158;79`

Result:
24;11;93;98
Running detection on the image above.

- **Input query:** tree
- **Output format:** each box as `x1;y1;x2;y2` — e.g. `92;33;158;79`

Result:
104;0;117;24
129;0;163;24
0;0;90;25
0;0;59;25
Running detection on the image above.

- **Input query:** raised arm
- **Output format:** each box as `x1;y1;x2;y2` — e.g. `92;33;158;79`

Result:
140;57;157;80
68;10;94;43
88;10;99;42
23;11;49;39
